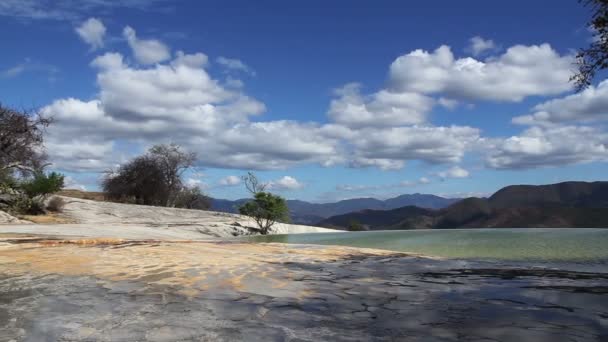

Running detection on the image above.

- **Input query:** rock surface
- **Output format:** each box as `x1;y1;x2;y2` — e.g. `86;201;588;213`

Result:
0;235;607;341
0;196;340;239
0;211;29;224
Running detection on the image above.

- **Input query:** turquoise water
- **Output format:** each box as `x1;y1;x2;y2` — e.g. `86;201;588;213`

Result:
245;228;608;263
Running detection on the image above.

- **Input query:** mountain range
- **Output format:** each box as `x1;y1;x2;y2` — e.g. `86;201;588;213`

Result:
318;181;608;230
211;193;460;224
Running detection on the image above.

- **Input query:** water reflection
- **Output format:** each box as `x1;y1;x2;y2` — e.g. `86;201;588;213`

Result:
246;228;608;264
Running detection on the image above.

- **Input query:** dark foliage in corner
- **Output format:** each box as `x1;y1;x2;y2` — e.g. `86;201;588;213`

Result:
572;0;608;90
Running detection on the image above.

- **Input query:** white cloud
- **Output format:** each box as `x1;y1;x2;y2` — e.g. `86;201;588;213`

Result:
436;166;470;179
42;30;598;176
0;0;172;21
328;83;433;128
185;178;206;189
219;175;241;186
42;50;342;172
1;59;58;79
513;80;608;126
335;184;375;192
388;44;574;101
467;36;496;56
336;177;432;193
123;26;170;65
438;97;459;110
75;17;106;50
216;56;255;75
487;125;608;169
63;176;87;191
268;176;304;190
1;64;26;78
349;157;405;171
348;125;481;166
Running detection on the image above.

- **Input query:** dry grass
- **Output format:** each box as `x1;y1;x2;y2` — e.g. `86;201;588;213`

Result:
18;214;75;224
58;189;106;201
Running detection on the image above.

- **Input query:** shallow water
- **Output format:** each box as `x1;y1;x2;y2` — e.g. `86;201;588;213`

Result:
246;228;608;264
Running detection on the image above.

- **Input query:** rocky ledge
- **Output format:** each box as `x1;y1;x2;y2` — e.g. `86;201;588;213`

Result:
0;235;607;341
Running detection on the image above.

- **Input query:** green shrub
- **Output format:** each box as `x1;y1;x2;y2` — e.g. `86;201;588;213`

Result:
20;172;64;199
5;172;65;215
10;196;45;215
239;192;290;235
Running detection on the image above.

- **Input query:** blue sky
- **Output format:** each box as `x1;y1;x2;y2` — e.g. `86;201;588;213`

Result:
1;0;606;202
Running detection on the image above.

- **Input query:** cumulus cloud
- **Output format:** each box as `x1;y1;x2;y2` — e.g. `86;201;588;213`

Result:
43;28;596;176
75;17;106;50
268;176;304;190
388;44;574;101
216;56;255;75
219;175;241;186
512;80;608;126
123;26;171;64
467;36;496;56
42;50;344;172
328;83;433;128
487;126;608;169
436;166;470;179
348;125;481;166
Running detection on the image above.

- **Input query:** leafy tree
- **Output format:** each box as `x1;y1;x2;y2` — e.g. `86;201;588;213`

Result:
239;192;290;234
238;172;289;234
572;0;608;90
102;155;169;205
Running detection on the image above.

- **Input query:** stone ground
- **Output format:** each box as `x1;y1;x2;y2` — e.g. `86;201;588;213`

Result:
0;196;340;239
0;235;607;341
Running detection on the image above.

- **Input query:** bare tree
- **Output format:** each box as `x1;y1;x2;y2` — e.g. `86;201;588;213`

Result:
572;0;608;90
0;104;52;175
101;144;200;207
148;143;196;205
241;171;267;194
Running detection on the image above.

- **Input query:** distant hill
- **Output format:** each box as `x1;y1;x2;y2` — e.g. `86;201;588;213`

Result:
488;181;608;208
318;206;436;230
210;193;459;225
318;181;608;230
